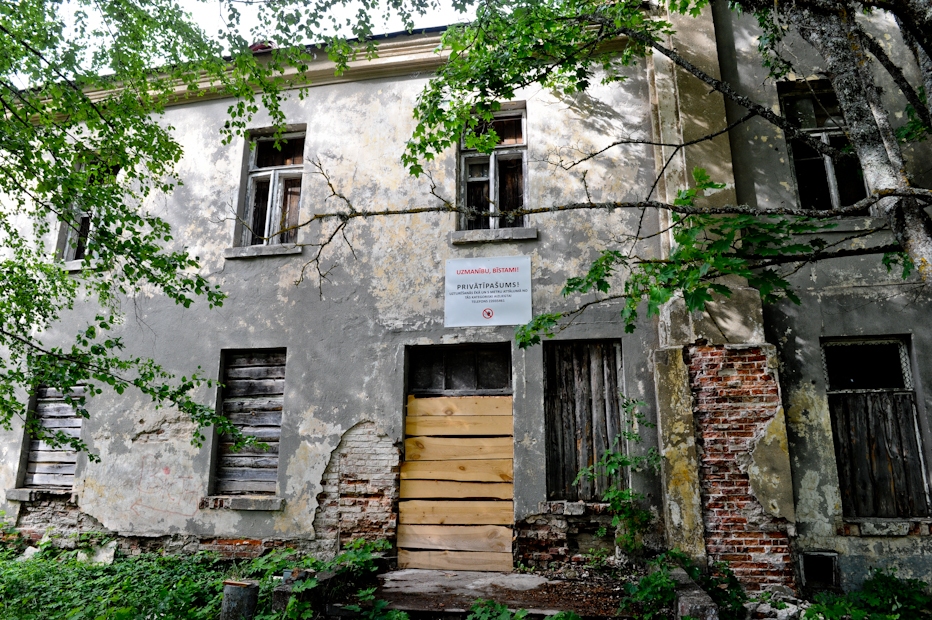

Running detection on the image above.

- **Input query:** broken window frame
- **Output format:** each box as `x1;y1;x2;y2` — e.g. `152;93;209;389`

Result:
779;82;869;212
59;163;121;263
460;110;527;230
822;338;932;518
241;133;305;247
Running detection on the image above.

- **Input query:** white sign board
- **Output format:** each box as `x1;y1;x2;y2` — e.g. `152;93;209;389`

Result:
445;256;532;327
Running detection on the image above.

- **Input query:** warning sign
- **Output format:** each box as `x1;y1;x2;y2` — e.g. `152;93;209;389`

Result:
444;256;532;327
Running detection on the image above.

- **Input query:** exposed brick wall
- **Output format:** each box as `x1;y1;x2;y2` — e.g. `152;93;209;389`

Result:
688;344;796;593
515;501;615;567
312;422;400;556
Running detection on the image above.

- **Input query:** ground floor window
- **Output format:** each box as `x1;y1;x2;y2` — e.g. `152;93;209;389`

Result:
213;349;285;495
823;339;931;517
544;340;623;501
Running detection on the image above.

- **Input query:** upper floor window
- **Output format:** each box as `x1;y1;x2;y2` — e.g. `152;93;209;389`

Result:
241;134;304;246
780;82;868;211
59;163;120;262
461;111;526;230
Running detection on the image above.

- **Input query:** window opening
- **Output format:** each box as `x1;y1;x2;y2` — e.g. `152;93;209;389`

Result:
780;82;868;211
242;134;304;246
24;386;85;489
214;349;285;495
408;343;511;396
822;339;931;517
461;112;527;230
802;553;838;590
61;164;120;261
544;340;624;501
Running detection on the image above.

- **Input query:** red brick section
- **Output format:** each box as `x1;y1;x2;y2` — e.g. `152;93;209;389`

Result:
688;344;797;593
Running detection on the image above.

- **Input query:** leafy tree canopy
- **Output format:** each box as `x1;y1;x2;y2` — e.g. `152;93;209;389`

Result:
1;0;930;452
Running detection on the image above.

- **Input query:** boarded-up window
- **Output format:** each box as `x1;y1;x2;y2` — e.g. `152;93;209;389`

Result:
544;340;623;501
215;349;285;495
408;343;511;396
824;340;932;517
25;386;85;489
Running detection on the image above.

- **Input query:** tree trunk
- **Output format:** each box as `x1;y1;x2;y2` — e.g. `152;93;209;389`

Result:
788;5;932;278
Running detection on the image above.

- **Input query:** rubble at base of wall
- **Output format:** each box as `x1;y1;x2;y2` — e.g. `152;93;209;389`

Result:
515;501;617;568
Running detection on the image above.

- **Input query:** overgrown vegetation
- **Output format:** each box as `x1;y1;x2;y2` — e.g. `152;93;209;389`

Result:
574;396;661;553
617;550;747;620
0;533;390;620
804;568;932;620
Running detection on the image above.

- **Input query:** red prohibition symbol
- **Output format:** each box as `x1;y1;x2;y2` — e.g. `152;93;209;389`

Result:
482;308;494;319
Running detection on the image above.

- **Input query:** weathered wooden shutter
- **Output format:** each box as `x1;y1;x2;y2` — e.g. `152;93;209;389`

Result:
823;340;932;518
25;386;84;488
544;340;623;501
829;392;931;517
215;350;285;495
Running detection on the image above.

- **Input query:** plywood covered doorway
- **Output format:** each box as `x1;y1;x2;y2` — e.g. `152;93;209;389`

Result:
399;344;514;571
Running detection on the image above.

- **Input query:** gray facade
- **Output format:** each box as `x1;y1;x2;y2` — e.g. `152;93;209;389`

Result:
2;3;932;592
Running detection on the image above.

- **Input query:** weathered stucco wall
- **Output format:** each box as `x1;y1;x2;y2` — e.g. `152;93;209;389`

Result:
714;0;932;589
0;37;665;551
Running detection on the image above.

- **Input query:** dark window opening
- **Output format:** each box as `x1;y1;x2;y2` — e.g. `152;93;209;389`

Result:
460;110;526;230
780;81;868;212
544;340;623;501
408;343;511;396
824;340;931;518
802;553;838;590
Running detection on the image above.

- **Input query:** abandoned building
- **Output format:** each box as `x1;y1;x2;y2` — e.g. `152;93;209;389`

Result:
2;2;931;597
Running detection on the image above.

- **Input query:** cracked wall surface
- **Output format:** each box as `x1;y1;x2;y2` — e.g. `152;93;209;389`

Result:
0;31;664;551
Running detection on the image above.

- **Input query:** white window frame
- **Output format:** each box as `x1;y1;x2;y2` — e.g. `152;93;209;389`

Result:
460;110;528;230
242;132;305;246
797;127;869;211
61;212;92;262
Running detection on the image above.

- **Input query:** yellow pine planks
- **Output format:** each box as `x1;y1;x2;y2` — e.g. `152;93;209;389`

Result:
405;436;512;461
398;549;512;572
400;459;513;483
406;415;512;437
399;500;513;525
407;396;512;417
398;524;513;553
400;479;513;500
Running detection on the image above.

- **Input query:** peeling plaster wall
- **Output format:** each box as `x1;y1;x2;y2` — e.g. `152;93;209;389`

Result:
0;40;665;548
713;1;932;589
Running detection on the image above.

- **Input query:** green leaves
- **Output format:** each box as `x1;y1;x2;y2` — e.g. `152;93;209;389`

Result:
518;169;840;344
403;0;670;173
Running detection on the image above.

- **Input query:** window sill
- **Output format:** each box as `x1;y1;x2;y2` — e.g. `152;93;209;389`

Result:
223;245;302;260
199;495;284;511
6;487;76;503
839;518;932;537
62;259;98;273
449;227;538;245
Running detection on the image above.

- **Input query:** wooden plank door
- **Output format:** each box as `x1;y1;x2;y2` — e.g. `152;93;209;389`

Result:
398;395;514;571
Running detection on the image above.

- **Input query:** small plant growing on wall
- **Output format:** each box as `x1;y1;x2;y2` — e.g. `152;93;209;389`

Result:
574;396;661;553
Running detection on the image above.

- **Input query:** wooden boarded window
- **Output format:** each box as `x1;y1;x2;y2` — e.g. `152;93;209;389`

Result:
824;340;932;517
544;340;623;501
24;386;85;489
214;349;285;495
